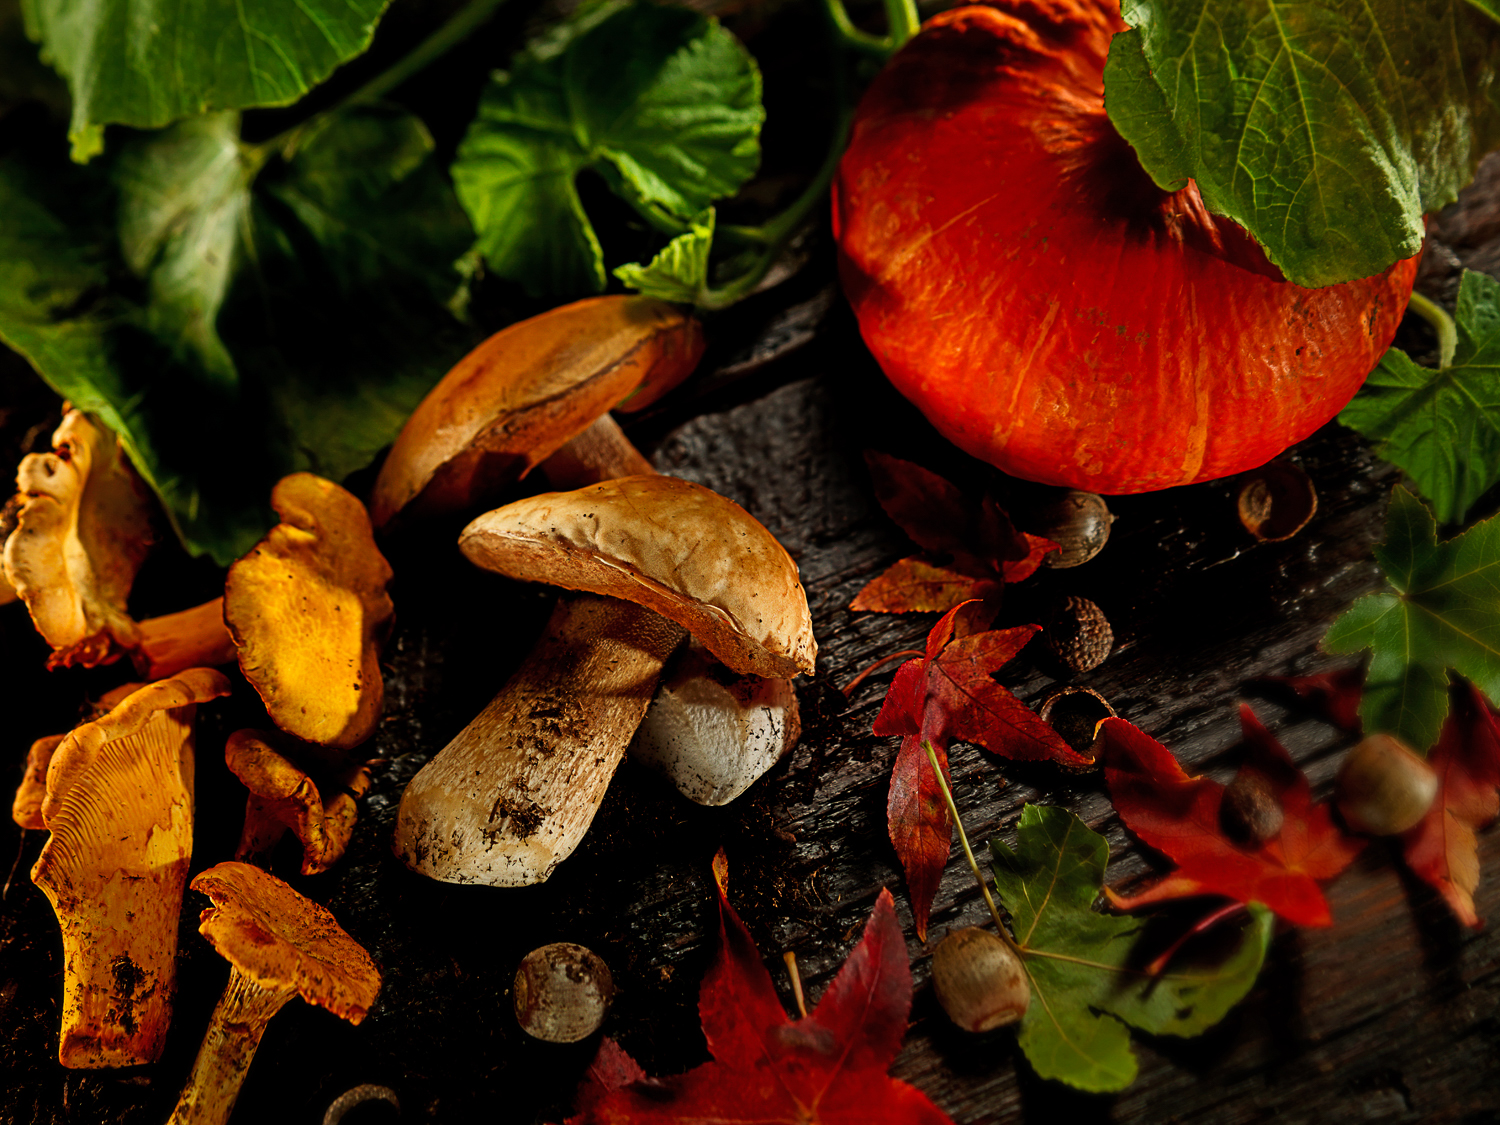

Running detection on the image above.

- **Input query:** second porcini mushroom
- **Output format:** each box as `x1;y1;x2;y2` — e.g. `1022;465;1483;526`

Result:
393;474;816;886
168;862;381;1125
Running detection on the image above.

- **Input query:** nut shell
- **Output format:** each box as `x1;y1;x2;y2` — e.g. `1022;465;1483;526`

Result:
932;928;1029;1032
1037;686;1113;761
1219;770;1284;846
1336;733;1438;836
1237;463;1317;542
1031;491;1113;568
1045;596;1113;674
514;943;614;1043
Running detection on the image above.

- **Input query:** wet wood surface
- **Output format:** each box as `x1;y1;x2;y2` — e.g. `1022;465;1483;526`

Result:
3;168;1500;1125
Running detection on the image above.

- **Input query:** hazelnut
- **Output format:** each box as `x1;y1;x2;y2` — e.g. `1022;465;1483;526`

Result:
1037;687;1114;759
931;927;1029;1032
1045;596;1113;675
1029;490;1114;568
513;942;614;1042
1219;769;1284;846
1237;462;1317;542
1335;733;1438;836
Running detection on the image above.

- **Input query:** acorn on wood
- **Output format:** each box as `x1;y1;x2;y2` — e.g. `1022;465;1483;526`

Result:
513;943;614;1043
1037;687;1114;760
1236;462;1317;542
1335;733;1439;836
1031;490;1114;568
1219;770;1284;846
1045;596;1113;675
930;928;1029;1032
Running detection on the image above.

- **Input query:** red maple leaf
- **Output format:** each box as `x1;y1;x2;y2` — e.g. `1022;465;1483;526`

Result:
872;602;1087;938
568;854;952;1125
851;452;1055;614
1101;705;1365;927
1260;666;1365;734
1403;682;1500;929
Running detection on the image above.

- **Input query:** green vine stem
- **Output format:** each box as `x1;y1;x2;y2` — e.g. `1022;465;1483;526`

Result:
1406;290;1458;370
922;740;1023;956
820;0;919;59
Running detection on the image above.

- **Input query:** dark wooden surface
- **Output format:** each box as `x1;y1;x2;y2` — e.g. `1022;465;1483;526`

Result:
3;156;1500;1125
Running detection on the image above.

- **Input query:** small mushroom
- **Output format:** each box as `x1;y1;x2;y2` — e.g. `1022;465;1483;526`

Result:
370;296;703;529
225;730;373;876
225;474;394;751
31;668;232;1067
629;639;801;806
394;476;815;887
167;862;381;1125
4;409;156;667
133;597;237;680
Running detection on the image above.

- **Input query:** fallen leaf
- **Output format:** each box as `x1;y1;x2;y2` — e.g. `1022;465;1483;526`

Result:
568;855;952;1125
991;805;1274;1093
1101;706;1364;927
1403;681;1500;928
1260;666;1366;734
852;452;1055;615
873;602;1086;938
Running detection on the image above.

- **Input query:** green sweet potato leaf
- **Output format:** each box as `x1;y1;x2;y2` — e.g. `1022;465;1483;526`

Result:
1340;272;1500;525
990;805;1273;1092
0;106;476;564
1324;486;1500;750
19;0;391;160
451;0;761;297
1103;0;1500;288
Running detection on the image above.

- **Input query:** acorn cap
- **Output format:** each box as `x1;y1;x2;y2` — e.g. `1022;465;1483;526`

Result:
192;862;380;1023
225;474;394;752
459;475;816;679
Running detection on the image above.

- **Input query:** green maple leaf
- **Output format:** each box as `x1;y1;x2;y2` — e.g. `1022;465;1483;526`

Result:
1324;486;1500;750
990;805;1273;1093
451;0;761;298
1103;0;1500;288
1339;271;1500;526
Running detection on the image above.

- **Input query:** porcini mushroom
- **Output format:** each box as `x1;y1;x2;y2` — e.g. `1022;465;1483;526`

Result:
31;668;231;1067
225;474;394;751
393;474;815;886
4;409;156;667
168;862;381;1125
371;295;703;529
226;729;373;875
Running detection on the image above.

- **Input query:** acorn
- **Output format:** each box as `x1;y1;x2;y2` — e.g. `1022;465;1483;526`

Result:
1038;686;1114;759
1045;596;1113;674
1237;462;1318;542
931;927;1029;1032
1031;490;1114;568
1335;733;1439;836
1219;769;1284;846
513;942;614;1042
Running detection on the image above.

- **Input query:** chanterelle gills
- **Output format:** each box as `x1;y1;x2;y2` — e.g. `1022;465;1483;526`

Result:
4;409;155;668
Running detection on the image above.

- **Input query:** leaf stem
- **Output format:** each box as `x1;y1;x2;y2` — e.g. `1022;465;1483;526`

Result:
922;740;1022;956
819;0;896;59
1406;290;1457;369
841;649;925;697
783;952;808;1018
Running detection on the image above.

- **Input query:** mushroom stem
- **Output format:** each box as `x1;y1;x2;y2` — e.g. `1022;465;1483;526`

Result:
134;597;236;680
541;415;654;490
167;969;298;1125
394;594;686;885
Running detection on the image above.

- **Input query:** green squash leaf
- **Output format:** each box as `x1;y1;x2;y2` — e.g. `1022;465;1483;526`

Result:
19;0;391;160
1103;0;1500;288
0;105;476;564
614;207;714;304
1324;486;1500;749
991;805;1273;1092
452;0;761;297
1340;271;1500;525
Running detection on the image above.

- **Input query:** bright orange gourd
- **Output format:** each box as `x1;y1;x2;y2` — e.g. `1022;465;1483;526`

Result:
832;0;1418;494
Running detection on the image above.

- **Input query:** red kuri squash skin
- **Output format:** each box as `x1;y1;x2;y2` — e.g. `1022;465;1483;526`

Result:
832;0;1419;494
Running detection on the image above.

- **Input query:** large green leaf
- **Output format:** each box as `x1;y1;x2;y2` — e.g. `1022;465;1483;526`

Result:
1103;0;1500;288
991;805;1273;1092
1340;272;1500;525
452;0;762;297
1324;486;1500;748
0;106;476;564
19;0;391;160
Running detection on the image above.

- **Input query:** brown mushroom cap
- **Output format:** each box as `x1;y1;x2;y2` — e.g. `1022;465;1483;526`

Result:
192;862;380;1023
370;296;704;529
225;474;394;751
459;475;816;679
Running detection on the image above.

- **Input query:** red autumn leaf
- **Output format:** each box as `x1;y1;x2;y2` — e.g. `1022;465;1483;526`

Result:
1102;705;1365;927
1402;682;1500;929
1261;666;1365;734
853;452;1056;614
568;857;952;1125
873;602;1086;938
